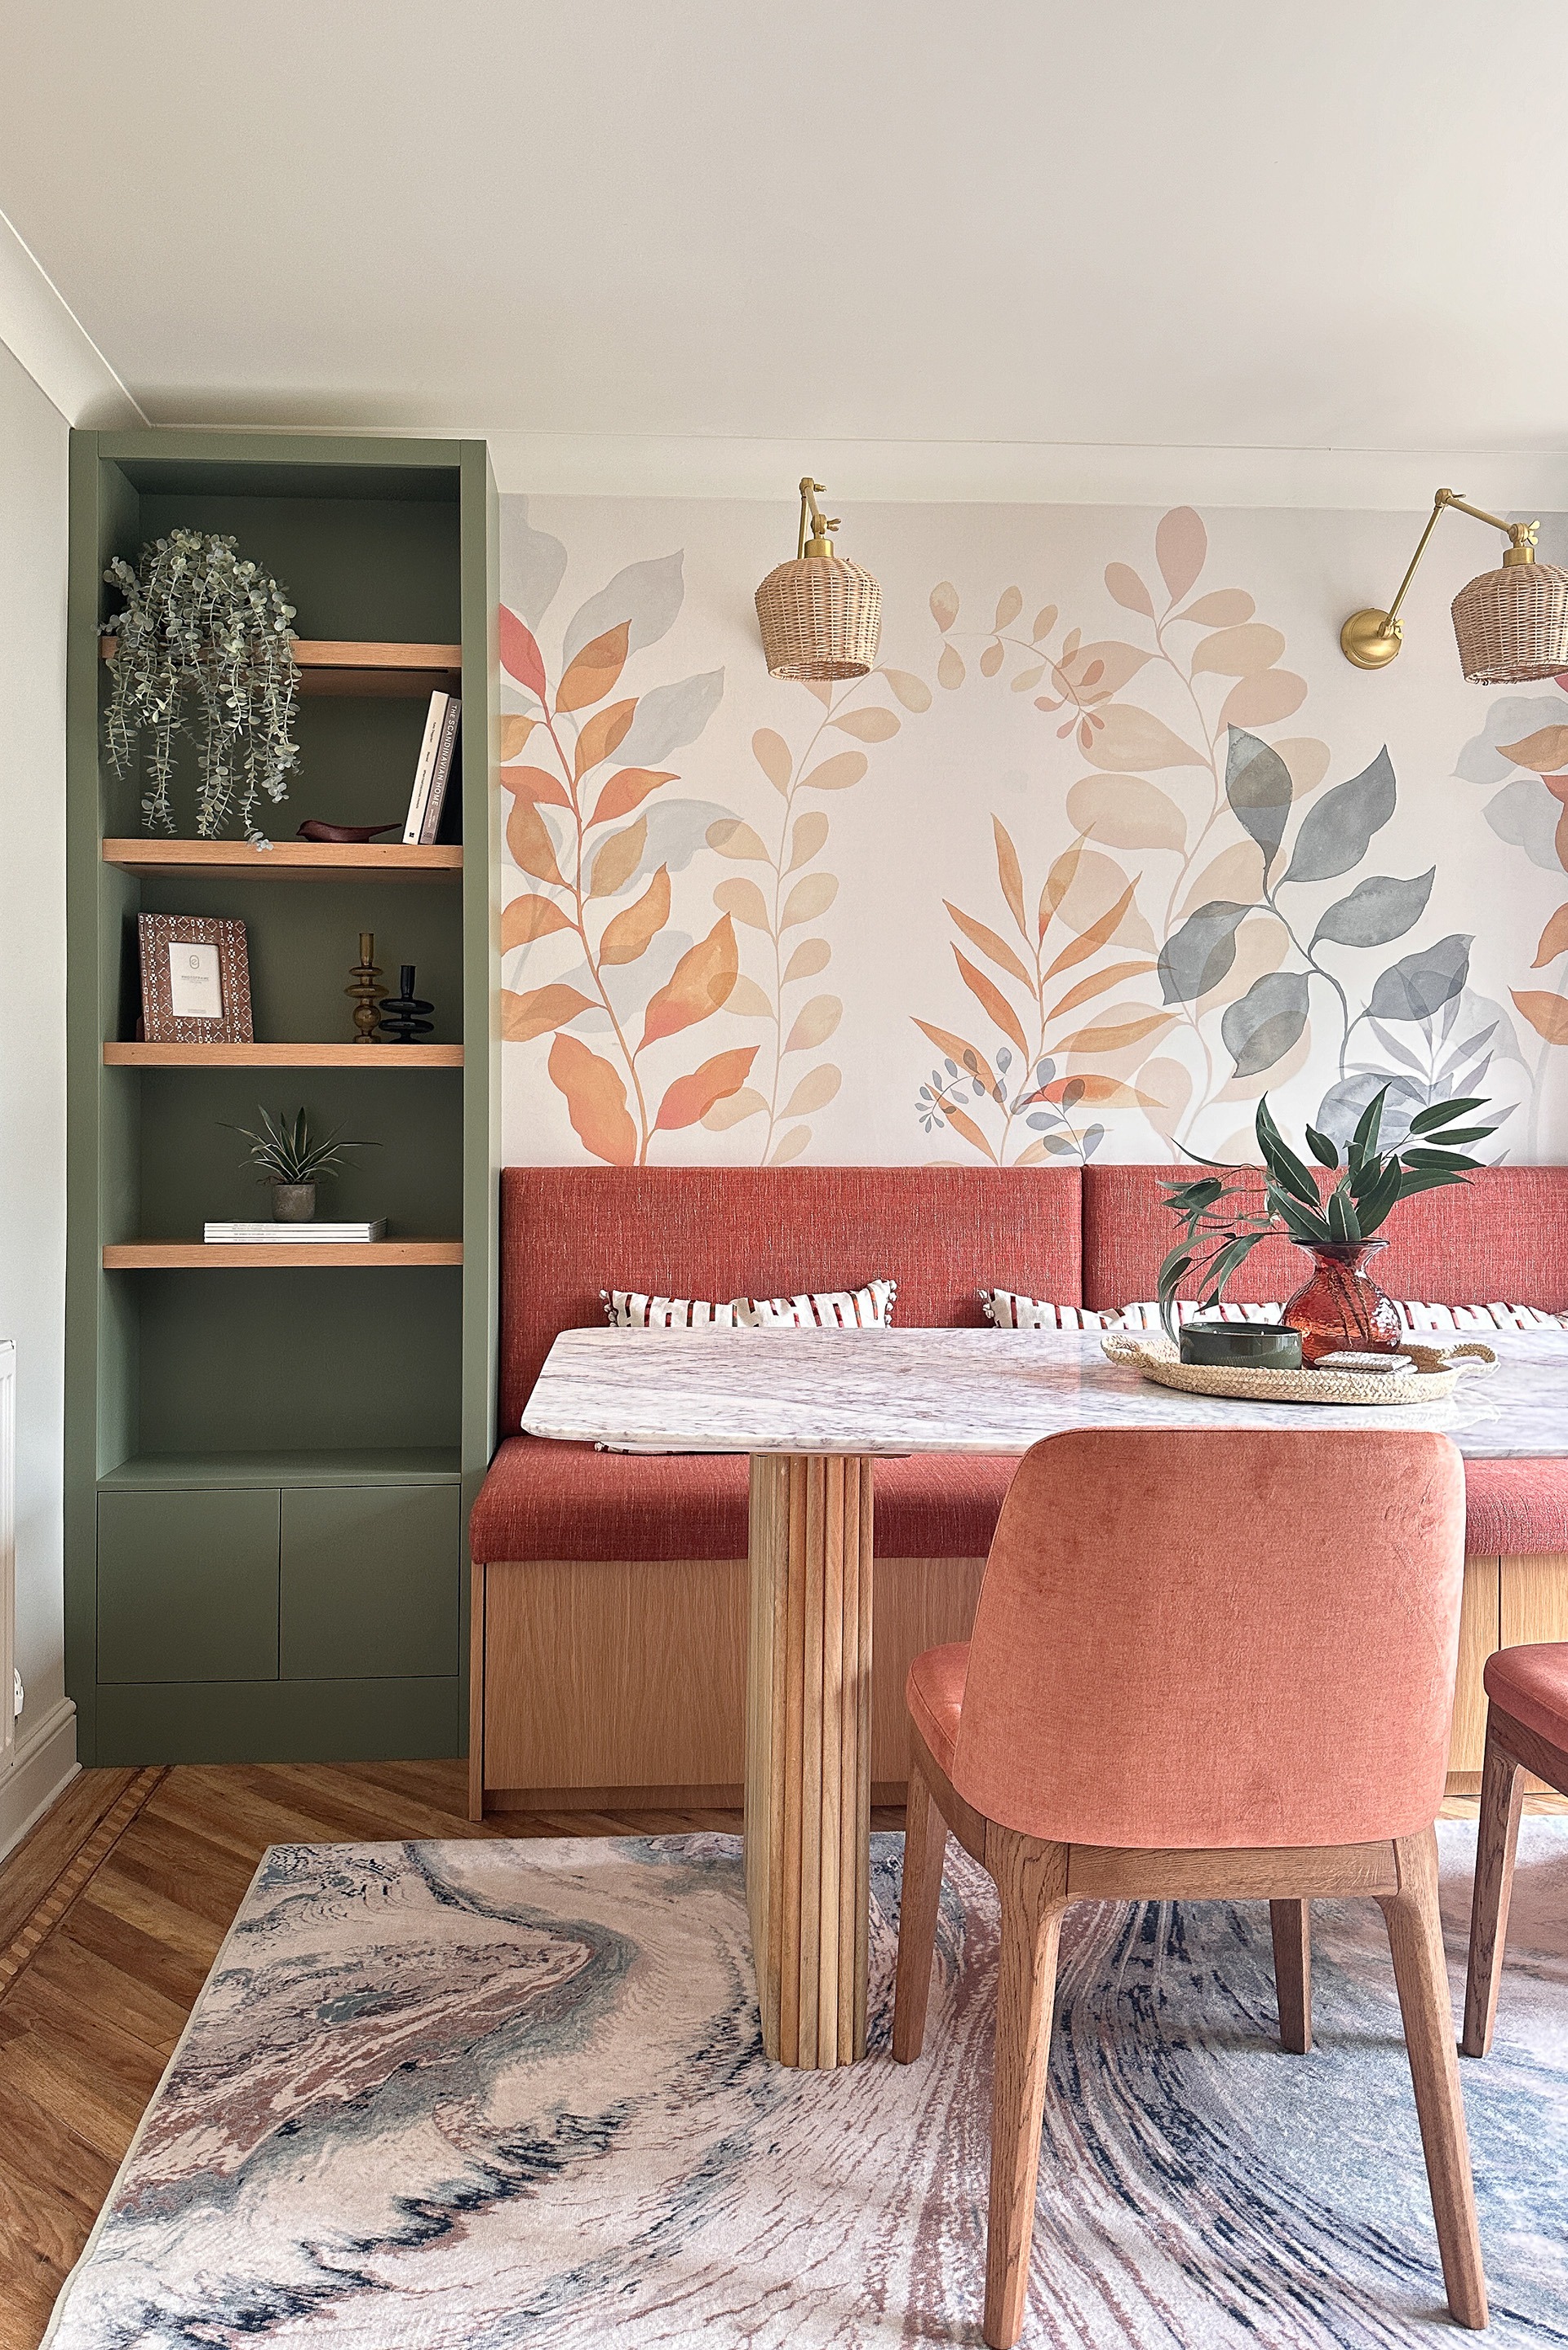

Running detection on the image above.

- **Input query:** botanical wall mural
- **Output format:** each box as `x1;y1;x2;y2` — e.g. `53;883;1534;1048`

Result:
499;494;1558;1167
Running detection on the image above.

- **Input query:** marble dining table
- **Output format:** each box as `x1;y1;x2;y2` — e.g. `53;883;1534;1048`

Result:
521;1323;1568;2069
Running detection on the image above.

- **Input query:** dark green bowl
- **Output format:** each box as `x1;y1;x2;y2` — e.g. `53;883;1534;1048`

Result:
1178;1322;1303;1370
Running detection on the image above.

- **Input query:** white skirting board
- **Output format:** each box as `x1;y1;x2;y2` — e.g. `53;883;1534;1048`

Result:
0;1695;79;1868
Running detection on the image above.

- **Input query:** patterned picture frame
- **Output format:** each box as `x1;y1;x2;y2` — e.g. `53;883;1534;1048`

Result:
137;914;254;1044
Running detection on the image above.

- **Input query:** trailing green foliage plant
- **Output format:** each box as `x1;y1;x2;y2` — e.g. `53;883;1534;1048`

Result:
226;1107;374;1188
103;530;299;842
1157;1086;1498;1335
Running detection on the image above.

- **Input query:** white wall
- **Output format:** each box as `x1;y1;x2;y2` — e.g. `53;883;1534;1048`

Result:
0;330;76;1852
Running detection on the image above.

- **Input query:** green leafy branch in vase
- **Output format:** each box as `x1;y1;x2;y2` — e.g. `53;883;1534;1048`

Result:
1156;1086;1497;1336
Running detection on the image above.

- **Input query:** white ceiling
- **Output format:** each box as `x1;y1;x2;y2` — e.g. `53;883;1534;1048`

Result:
4;1;1568;502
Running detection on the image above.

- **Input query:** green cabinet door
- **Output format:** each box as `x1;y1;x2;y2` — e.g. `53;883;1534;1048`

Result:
97;1488;281;1684
280;1484;459;1680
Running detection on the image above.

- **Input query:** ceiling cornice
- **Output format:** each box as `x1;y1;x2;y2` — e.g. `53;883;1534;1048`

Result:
0;205;144;427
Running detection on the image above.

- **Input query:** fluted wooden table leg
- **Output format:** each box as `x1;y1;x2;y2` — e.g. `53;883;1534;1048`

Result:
746;1452;874;2067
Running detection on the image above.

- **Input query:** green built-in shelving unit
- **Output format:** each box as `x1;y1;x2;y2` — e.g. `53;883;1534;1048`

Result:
65;432;499;1764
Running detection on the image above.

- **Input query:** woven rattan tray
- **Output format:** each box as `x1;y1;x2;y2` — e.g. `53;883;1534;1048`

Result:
1101;1332;1497;1406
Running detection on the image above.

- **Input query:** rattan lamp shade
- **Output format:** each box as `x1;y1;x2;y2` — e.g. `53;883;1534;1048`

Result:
1451;559;1568;684
755;554;882;681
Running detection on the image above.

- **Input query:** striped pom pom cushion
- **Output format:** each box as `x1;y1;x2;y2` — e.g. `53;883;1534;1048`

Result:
603;1279;896;1332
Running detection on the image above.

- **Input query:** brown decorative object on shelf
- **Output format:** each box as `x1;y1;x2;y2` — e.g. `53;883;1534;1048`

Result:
297;821;401;844
347;933;383;1042
136;913;253;1044
375;964;435;1044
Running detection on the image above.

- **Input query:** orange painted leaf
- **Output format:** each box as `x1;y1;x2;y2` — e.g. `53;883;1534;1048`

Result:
1045;956;1157;1021
499;713;538;760
499;608;547;698
1499;725;1568;774
1039;842;1084;941
501;893;573;951
501;982;596;1043
1534;905;1568;968
599;866;670;966
1511;987;1568;1045
953;947;1028;1054
930;582;960;632
752;727;793;791
799;751;867;794
506;795;564;885
574;698;636;778
501;763;572;810
831;706;900;742
1220;669;1307;729
1055;1009;1176;1054
992;817;1026;936
944;900;1033;988
939;1098;997;1161
547;1031;638;1164
556;622;630;715
912;1018;997;1092
640;916;739;1048
591;768;675;827
654;1045;760;1132
1105;562;1154;619
1042;876;1139;978
1018;1073;1163;1108
588;818;647;900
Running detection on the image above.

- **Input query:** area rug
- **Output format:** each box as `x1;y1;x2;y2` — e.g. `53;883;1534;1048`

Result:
43;1820;1568;2349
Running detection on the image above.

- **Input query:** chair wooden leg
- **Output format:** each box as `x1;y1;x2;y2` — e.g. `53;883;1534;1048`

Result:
893;1759;948;2064
981;1826;1070;2350
1269;1899;1312;2053
1379;1827;1487;2330
1462;1720;1525;2060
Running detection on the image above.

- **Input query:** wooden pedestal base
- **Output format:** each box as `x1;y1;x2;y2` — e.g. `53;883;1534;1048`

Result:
745;1453;874;2067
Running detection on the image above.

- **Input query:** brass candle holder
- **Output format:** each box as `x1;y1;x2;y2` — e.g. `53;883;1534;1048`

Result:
346;933;383;1043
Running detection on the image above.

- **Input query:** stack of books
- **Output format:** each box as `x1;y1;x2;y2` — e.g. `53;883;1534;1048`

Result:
403;691;462;844
203;1220;388;1244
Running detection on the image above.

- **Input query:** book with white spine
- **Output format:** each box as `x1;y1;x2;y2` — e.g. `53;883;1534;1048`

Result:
402;692;450;843
419;698;461;844
204;1221;388;1244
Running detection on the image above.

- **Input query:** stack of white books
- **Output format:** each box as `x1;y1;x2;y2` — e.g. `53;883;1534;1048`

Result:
402;691;462;844
203;1220;388;1244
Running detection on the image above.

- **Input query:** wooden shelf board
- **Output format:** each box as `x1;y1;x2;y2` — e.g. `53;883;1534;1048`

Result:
102;838;462;880
98;1447;462;1490
100;636;461;670
103;1042;463;1067
104;1239;463;1269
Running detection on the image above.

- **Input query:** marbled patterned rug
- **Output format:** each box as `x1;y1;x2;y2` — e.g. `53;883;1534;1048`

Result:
43;1821;1568;2349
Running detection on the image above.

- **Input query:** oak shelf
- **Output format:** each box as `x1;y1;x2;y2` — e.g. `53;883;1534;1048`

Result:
104;1240;463;1270
103;838;462;880
103;1042;463;1068
100;636;463;698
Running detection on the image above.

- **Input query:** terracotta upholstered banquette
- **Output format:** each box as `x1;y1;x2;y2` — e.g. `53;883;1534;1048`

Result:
466;1164;1568;1816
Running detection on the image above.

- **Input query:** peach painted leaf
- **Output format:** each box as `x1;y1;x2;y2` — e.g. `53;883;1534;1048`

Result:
937;643;966;690
1220;670;1307;729
784;995;842;1053
980;641;1005;678
994;587;1023;631
1155;508;1207;605
953;948;1027;1054
783;937;831;986
1190;624;1286;677
938;1099;997;1161
884;668;932;712
1065;775;1186;851
913;1018;997;1093
1045;957;1158;1022
591;768;675;827
769;1125;812;1166
1042;876;1140;979
506;796;565;885
724;975;773;1018
1105;563;1154;619
1512;988;1568;1045
655;1045;761;1132
702;1085;768;1131
1019;1073;1163;1108
713;876;771;929
930;582;960;632
499;713;538;760
501;893;573;951
588;818;647;899
556;622;630;715
503;982;596;1043
831;706;900;742
1499;726;1568;774
1011;664;1047;693
1176;589;1256;627
599;866;671;967
502;764;572;810
1534;905;1568;968
499;608;547;698
788;810;829;871
752;727;793;793
944;900;1033;988
992;817;1026;937
799;751;867;793
548;1031;638;1164
1057;641;1152;698
1079;704;1204;771
1277;737;1331;796
574;698;636;778
801;677;834;708
1039;841;1085;940
640;916;739;1047
1055;1008;1176;1055
782;872;838;927
783;1063;841;1117
1032;604;1059;641
706;818;770;860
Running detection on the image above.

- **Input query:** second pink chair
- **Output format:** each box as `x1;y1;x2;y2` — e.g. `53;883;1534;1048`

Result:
892;1426;1483;2348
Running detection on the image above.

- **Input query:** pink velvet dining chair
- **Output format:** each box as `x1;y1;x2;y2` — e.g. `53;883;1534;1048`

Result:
891;1426;1484;2348
1462;1639;1568;2058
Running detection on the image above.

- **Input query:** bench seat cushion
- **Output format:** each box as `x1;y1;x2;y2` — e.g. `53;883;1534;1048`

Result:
469;1437;1021;1563
1461;1457;1568;1557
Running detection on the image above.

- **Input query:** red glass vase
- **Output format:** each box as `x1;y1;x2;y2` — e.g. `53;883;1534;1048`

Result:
1282;1240;1403;1366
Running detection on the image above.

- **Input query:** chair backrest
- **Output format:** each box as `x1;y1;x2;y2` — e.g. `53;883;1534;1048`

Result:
951;1427;1467;1850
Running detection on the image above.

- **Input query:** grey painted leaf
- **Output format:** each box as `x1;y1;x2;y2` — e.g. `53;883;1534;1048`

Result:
1311;868;1434;951
1281;747;1395;884
1365;933;1471;1022
1224;728;1293;878
562;552;686;669
1454;693;1568;785
1157;900;1251;1004
498;497;567;629
1365;1017;1428;1075
1484;774;1563;873
1221;969;1310;1078
617;671;725;767
1315;1069;1426;1150
635;797;737;880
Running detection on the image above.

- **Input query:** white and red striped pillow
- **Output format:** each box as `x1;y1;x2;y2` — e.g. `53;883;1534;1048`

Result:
603;1279;897;1332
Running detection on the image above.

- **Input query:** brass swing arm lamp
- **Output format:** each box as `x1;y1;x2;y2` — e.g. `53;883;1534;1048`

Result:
755;473;882;681
1341;488;1568;683
795;477;840;560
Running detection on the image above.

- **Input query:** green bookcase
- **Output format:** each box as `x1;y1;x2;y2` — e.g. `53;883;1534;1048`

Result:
64;432;500;1764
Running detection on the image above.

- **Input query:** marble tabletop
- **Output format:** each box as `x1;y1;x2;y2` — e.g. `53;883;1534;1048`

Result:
520;1325;1568;1459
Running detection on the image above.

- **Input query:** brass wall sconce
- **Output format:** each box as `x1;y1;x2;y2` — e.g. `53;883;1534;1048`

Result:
755;477;881;681
1341;487;1568;684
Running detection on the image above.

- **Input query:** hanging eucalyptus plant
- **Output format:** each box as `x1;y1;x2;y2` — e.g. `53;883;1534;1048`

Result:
103;530;300;842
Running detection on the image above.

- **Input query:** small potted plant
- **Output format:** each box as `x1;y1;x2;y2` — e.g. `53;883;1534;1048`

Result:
226;1107;374;1222
1158;1087;1497;1363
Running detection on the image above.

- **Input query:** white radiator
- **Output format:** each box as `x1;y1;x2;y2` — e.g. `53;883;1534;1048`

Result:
0;1342;13;1776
